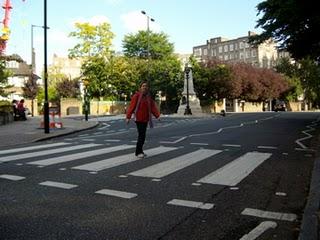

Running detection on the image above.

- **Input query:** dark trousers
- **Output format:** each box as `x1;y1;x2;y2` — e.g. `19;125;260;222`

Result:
135;121;148;155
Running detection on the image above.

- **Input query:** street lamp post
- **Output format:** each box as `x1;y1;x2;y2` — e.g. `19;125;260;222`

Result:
141;10;154;85
184;64;192;115
43;0;49;133
31;24;49;73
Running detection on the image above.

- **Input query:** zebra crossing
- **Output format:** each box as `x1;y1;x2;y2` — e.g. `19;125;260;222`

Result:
0;141;273;187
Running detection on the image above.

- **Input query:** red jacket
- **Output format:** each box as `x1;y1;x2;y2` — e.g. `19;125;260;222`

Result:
126;92;160;123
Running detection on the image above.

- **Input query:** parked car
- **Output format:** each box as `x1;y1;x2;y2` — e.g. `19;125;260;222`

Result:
274;100;286;112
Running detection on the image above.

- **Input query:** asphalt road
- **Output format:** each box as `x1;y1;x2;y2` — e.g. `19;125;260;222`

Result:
0;112;319;240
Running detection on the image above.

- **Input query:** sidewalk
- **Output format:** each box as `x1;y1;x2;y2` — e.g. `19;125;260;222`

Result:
0;116;99;148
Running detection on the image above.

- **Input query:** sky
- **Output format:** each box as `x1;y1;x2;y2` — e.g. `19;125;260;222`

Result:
3;0;263;74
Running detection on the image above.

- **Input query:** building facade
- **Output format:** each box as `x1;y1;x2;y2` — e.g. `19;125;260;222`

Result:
193;31;278;69
51;54;82;80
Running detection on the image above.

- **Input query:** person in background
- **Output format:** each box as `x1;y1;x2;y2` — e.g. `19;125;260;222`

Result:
17;99;27;120
126;81;160;158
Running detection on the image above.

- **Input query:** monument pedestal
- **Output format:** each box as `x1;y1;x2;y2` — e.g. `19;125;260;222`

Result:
177;66;203;116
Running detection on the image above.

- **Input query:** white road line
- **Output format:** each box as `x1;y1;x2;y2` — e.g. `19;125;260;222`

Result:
28;144;134;166
39;181;78;189
240;221;277;240
190;143;209;146
72;146;177;172
257;146;278;149
167;199;214;210
95;189;137;199
0;142;69;155
104;139;121;142
241;208;297;221
222;144;241;148
0;143;100;163
0;174;25;181
197;152;272;186
128;149;222;178
160;136;187;144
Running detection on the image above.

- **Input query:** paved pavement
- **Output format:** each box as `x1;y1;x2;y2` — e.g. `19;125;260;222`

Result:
0;115;99;148
0;114;319;239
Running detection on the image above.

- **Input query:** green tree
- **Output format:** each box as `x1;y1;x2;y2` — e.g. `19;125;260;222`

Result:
22;74;39;116
250;0;320;62
69;22;115;59
122;31;183;113
122;31;174;59
55;78;80;99
0;59;12;97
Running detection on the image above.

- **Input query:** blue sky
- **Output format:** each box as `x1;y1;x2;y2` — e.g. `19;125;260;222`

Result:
4;0;263;73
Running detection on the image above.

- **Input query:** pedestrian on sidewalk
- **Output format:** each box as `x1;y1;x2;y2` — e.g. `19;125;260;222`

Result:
17;99;27;121
126;81;160;158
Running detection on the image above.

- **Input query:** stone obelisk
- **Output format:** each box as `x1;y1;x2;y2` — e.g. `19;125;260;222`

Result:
177;67;202;115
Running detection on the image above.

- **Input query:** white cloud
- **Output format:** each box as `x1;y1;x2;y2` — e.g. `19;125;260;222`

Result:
121;10;161;33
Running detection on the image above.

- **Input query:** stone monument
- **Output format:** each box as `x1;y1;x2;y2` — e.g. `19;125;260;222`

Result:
177;65;203;115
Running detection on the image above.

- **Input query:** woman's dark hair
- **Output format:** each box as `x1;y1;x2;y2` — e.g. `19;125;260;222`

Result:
139;81;148;87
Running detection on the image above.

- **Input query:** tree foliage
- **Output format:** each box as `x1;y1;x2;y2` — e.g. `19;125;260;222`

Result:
193;59;288;103
0;59;12;97
22;74;39;100
250;0;320;62
122;31;174;60
69;22;115;59
55;78;80;99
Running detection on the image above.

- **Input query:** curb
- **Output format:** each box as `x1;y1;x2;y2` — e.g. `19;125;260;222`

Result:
299;154;320;239
33;122;100;143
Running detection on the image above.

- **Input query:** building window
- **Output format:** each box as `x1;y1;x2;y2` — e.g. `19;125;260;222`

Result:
224;45;228;52
194;48;201;56
224;55;229;61
218;46;223;53
203;49;208;56
252;49;256;57
239;42;244;49
229;44;234;51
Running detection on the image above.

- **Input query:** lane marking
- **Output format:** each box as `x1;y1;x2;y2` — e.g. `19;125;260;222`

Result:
95;189;137;199
28;145;134;166
197;152;272;186
257;146;278;150
72;146;177;172
0;142;69;155
240;221;277;240
167;199;214;210
295;148;315;152
222;144;241;148
0;143;100;163
160;136;187;144
39;181;78;189
0;174;25;181
190;143;209;146
241;208;297;221
128;149;222;178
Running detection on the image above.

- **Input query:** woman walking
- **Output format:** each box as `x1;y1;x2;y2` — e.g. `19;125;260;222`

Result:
126;81;160;158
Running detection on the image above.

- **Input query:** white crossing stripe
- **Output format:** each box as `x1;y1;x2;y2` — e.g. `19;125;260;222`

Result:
128;149;222;178
241;208;297;222
0;143;100;163
72;146;177;172
0;142;70;155
197;152;272;186
28;144;135;166
167;199;214;209
39;181;78;189
95;189;137;199
240;221;277;240
0;174;26;181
